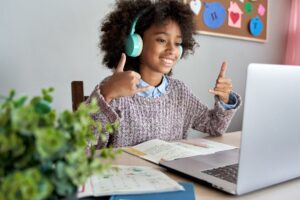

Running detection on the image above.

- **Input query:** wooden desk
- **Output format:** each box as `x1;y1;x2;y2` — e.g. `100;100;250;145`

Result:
112;131;300;200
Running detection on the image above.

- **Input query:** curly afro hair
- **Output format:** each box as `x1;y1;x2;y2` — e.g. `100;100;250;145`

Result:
100;0;197;74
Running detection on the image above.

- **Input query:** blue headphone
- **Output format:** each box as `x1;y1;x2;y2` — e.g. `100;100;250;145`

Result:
124;9;183;59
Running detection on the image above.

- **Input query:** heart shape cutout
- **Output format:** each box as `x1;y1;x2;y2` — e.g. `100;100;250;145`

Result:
230;12;240;24
190;0;201;15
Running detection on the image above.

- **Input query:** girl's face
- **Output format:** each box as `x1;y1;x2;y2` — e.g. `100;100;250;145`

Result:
139;19;182;78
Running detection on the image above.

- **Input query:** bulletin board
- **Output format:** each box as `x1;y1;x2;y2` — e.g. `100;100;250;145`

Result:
184;0;268;42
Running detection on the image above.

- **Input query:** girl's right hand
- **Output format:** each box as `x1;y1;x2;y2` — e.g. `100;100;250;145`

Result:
100;53;151;103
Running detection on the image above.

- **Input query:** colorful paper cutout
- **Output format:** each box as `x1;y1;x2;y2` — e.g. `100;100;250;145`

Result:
228;1;244;28
249;16;263;36
190;0;202;15
258;4;266;16
184;0;268;42
245;2;253;14
203;2;226;29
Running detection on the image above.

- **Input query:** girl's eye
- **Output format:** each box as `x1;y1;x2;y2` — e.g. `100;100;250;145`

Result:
175;42;182;46
157;38;166;43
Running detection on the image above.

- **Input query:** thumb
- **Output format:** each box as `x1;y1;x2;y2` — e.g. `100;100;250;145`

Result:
115;53;126;73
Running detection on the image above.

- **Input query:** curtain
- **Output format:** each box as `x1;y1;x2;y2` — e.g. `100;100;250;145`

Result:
284;0;300;65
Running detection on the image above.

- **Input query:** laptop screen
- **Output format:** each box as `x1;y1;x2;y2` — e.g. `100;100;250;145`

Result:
237;63;300;194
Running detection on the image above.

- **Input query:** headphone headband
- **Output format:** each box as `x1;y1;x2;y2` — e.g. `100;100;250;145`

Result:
129;8;151;35
125;8;151;57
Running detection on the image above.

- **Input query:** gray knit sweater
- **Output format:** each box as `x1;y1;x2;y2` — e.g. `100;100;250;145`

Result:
86;77;241;148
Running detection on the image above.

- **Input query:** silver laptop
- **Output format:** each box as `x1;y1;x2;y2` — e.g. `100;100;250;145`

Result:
160;63;300;195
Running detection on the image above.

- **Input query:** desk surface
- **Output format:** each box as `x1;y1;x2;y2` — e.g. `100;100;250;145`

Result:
112;131;300;200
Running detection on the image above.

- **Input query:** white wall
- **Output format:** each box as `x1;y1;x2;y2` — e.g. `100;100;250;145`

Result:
0;0;290;135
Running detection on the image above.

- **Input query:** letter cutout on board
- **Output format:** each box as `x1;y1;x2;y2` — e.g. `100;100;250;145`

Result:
249;16;263;36
203;2;226;29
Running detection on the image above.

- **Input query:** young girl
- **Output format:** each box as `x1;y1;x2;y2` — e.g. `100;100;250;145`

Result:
86;0;241;149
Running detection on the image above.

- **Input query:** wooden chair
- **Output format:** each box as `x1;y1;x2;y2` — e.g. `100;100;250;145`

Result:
71;81;89;111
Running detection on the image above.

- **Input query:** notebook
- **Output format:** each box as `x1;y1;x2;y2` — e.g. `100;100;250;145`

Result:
77;165;183;198
109;182;195;200
159;63;300;195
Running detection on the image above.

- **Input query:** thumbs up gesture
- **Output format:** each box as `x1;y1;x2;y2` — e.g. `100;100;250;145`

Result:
100;53;151;103
209;62;233;104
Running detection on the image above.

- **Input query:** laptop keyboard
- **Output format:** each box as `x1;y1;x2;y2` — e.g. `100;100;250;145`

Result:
202;164;239;184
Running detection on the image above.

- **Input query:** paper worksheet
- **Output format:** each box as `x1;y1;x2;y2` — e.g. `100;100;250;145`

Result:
77;165;183;198
124;138;237;164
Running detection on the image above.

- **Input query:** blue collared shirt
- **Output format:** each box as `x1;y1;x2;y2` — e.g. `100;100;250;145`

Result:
137;76;169;98
137;76;238;110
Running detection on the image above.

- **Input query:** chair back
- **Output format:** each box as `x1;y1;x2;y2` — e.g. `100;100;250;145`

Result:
71;81;89;111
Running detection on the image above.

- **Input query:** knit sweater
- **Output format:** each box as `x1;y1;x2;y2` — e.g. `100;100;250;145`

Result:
86;77;241;149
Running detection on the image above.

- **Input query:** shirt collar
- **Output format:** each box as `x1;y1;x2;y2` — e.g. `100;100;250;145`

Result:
137;76;169;97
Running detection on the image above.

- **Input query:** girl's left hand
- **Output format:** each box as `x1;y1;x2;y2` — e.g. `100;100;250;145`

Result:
209;62;233;104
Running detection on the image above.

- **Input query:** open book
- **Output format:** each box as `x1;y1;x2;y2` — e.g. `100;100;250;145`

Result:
77;165;184;198
124;138;237;164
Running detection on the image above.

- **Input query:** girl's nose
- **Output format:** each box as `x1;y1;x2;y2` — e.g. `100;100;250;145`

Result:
166;42;176;53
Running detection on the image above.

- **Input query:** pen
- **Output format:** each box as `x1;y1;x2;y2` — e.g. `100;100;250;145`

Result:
195;143;210;148
181;141;210;148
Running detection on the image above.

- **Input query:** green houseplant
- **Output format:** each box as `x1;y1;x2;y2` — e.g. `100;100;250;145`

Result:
0;88;120;200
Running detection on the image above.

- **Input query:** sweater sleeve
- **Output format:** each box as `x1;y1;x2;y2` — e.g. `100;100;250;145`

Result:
187;88;242;136
85;84;120;149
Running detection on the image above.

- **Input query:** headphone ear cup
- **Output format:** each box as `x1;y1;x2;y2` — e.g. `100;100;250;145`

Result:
125;33;143;57
178;45;183;60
